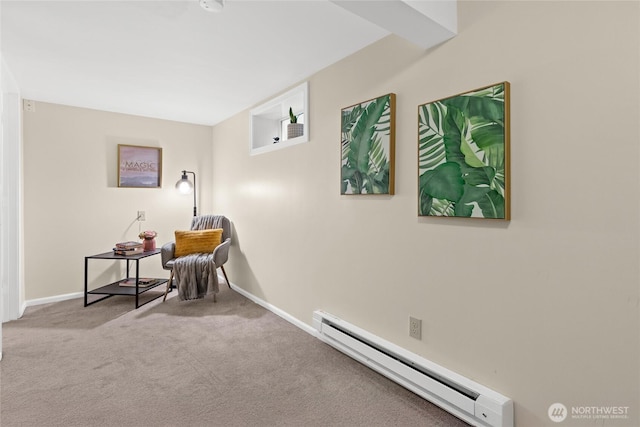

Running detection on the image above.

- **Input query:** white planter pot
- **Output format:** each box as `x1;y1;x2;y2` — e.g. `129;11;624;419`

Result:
287;123;304;139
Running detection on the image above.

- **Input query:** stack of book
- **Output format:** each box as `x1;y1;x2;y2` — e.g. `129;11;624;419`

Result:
113;241;143;256
119;278;159;287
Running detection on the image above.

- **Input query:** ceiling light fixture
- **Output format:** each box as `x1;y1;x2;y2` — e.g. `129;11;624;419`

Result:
199;0;224;13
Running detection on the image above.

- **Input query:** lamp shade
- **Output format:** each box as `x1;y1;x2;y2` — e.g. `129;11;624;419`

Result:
176;170;197;216
176;172;193;194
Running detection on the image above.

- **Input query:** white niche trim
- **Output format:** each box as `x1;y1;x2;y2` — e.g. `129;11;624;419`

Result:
250;81;309;155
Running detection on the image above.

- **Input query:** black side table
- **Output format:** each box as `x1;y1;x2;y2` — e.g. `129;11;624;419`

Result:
84;249;168;309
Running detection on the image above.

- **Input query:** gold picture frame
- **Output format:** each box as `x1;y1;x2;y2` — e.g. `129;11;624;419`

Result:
417;82;510;219
340;93;396;195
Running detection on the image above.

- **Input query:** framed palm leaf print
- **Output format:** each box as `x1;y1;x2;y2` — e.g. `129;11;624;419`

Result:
341;93;396;195
418;82;510;219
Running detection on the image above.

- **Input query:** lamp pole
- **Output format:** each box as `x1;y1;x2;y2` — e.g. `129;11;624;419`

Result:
190;171;197;217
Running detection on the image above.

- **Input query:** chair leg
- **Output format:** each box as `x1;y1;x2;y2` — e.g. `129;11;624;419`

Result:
220;265;231;289
163;269;174;302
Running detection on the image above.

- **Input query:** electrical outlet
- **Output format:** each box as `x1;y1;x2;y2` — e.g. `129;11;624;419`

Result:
409;316;422;340
23;99;36;112
137;211;146;221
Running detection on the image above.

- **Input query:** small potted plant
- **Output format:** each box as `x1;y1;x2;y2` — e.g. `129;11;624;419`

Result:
287;107;304;140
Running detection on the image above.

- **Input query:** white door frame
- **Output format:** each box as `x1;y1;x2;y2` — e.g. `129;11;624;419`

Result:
1;55;23;341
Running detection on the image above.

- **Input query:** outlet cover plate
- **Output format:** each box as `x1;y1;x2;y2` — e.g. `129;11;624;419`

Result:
409;316;422;340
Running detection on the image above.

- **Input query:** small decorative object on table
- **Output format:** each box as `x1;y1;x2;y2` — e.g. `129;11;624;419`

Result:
139;230;157;252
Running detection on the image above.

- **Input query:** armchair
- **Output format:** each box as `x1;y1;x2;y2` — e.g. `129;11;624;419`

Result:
161;214;232;302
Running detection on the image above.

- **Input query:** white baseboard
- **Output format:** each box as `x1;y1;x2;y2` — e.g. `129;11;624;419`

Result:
22;292;83;315
229;282;317;337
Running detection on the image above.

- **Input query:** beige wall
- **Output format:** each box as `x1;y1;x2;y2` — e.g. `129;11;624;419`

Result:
23;102;213;299
19;1;640;426
212;2;639;426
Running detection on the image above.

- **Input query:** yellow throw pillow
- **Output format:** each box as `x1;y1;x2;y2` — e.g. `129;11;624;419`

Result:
174;229;223;257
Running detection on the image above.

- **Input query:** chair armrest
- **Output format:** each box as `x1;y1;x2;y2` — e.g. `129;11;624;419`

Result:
212;238;231;267
161;242;176;269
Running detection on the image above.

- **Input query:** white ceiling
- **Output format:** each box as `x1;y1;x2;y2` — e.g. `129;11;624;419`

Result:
1;1;455;126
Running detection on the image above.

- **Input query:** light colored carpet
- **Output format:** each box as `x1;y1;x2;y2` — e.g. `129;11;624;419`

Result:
1;285;469;427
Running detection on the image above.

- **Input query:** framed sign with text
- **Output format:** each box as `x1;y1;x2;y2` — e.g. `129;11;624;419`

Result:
117;144;162;188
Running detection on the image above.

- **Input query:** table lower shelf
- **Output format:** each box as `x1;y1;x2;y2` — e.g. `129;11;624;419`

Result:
86;278;168;308
87;278;167;296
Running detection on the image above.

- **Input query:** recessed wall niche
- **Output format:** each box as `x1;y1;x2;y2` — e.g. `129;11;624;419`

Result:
250;81;309;155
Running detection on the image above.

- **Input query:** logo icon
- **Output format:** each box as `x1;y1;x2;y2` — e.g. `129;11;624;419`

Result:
548;403;568;423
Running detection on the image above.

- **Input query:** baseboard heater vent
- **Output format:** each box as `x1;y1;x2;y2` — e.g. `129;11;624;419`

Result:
313;311;513;427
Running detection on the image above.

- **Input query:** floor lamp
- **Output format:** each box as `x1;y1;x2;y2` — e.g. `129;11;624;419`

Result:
176;170;197;217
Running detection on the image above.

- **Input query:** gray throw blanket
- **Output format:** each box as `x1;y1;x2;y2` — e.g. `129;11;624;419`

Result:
173;253;219;300
191;215;225;232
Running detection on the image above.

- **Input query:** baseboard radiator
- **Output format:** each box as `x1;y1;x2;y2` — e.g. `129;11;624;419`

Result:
313;311;513;427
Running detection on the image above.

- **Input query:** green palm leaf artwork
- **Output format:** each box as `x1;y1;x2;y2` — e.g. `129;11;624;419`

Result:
418;82;510;219
341;93;396;195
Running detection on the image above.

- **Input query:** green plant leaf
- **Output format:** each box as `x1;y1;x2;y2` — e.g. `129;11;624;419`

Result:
462;166;494;187
455;185;504;218
368;133;388;176
420;162;464;202
371;169;389;193
441;106;468;168
342;95;391;194
453;200;473;217
341;138;350;162
443;95;504;124
418;103;447;172
470;121;504;150
341;105;362;134
424;197;455;216
476;189;504;218
419;190;433;216
459;136;486;169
